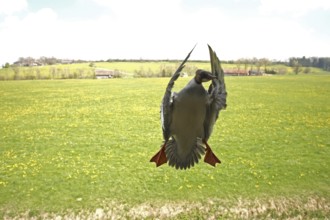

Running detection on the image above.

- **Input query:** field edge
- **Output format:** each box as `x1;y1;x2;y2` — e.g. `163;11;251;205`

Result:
2;196;329;219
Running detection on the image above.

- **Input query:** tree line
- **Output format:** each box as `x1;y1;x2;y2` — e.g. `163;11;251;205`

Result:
2;56;330;76
2;57;89;68
288;57;330;71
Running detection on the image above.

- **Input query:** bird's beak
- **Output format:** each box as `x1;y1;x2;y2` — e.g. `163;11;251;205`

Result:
202;71;216;82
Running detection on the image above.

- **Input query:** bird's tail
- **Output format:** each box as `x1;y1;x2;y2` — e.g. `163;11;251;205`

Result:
165;138;205;170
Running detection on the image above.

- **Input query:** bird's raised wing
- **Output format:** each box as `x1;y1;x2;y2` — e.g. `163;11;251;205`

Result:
204;45;227;140
161;46;195;141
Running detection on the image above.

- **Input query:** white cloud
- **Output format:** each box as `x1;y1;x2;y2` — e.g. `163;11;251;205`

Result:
259;0;330;17
236;17;314;59
0;0;329;64
0;8;59;62
0;0;28;15
93;0;181;14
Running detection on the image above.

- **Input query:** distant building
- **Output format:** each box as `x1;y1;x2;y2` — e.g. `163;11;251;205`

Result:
223;69;248;76
61;59;73;64
95;69;115;79
248;70;263;76
13;61;42;67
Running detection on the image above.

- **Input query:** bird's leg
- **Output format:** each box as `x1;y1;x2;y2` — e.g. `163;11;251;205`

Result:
203;140;221;167
150;142;168;167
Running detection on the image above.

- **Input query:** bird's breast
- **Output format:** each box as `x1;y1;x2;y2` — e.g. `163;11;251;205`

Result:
170;86;208;149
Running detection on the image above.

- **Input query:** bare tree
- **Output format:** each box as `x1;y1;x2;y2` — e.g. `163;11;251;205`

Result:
259;58;271;72
235;59;241;71
250;57;258;71
12;66;20;80
256;59;262;73
241;58;250;71
292;60;302;74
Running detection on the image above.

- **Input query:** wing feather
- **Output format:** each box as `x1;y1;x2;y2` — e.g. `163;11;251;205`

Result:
204;45;227;140
161;45;195;141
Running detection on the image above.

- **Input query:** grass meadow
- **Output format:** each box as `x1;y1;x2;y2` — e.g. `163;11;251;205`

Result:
0;74;329;219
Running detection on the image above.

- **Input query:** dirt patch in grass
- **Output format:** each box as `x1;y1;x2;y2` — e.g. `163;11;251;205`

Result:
2;196;329;219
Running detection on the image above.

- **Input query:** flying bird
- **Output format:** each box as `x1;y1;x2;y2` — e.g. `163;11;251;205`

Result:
150;45;227;169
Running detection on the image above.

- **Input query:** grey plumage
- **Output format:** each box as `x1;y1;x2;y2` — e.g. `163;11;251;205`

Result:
160;45;195;142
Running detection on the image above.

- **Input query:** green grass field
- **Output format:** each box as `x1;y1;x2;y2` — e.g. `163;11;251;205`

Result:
0;75;329;219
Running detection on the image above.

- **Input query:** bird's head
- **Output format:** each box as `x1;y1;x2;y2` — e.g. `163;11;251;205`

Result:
194;69;216;84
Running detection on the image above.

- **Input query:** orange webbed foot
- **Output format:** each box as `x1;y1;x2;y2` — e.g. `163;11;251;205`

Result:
203;141;221;167
150;143;167;167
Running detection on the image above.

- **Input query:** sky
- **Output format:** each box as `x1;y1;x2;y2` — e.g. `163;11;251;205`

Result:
0;0;329;64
